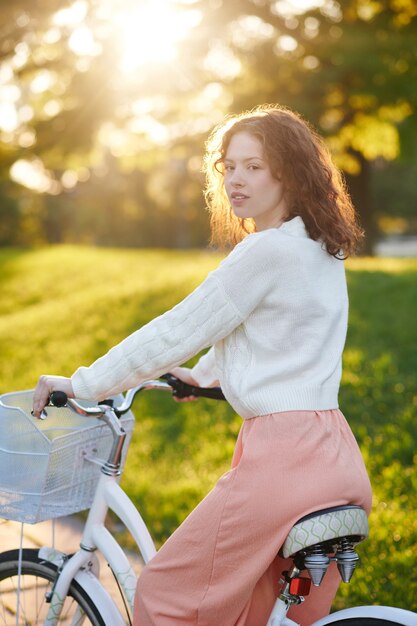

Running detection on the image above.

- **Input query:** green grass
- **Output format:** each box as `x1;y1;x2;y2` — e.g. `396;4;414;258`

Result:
0;247;416;611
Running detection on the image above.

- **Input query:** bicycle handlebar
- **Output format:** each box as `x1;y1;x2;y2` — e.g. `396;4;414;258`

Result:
159;374;226;402
48;375;226;418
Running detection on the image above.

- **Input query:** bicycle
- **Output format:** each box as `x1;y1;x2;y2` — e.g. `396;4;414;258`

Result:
0;377;415;626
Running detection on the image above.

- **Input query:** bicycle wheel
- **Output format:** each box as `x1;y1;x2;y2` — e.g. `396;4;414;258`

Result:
0;549;105;626
320;617;412;626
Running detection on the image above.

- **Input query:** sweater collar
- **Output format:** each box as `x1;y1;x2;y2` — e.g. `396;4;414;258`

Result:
278;216;308;238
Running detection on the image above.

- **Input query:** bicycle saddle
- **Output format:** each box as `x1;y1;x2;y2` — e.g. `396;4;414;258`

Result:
281;505;368;558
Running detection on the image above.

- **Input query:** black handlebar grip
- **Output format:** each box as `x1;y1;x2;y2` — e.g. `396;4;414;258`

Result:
49;390;68;407
191;385;226;401
161;374;226;401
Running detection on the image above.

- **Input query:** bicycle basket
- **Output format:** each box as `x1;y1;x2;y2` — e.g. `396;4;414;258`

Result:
0;390;135;523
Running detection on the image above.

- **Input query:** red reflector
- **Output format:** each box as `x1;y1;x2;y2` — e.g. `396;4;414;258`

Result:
289;577;311;596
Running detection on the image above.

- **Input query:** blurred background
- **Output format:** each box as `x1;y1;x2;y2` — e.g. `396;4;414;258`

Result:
1;0;416;613
0;0;416;253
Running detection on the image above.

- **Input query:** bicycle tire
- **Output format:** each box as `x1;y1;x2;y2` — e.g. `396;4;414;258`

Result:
0;548;105;626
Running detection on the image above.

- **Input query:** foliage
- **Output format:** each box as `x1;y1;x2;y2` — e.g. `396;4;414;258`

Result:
0;247;415;610
194;0;417;250
372;161;417;232
1;0;417;249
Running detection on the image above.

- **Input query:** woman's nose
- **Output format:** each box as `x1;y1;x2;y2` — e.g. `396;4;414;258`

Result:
230;168;244;186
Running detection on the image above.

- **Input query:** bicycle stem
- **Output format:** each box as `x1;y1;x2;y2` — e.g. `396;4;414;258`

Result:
100;406;127;476
97;383;174;475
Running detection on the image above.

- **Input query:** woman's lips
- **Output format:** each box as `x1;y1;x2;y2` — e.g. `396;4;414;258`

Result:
230;192;249;205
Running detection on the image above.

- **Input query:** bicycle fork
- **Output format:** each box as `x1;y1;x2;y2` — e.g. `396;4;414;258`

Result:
40;547;98;626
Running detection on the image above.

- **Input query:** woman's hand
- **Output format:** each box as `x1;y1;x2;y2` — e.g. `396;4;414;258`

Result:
32;375;75;418
169;367;199;402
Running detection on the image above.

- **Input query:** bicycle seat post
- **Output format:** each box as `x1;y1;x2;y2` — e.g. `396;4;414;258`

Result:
100;406;127;477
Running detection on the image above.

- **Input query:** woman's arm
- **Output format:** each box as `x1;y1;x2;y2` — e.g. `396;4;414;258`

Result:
70;274;242;402
168;366;199;402
32;375;74;418
190;347;219;387
169;346;219;402
34;230;281;409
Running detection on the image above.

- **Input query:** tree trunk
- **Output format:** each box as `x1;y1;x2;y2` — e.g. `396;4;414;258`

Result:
345;152;376;256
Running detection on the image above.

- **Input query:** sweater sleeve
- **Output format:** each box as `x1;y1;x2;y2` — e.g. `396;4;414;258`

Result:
190;347;219;387
71;231;281;401
71;274;242;400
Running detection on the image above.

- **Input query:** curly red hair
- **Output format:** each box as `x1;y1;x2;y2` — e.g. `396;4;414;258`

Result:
204;104;363;258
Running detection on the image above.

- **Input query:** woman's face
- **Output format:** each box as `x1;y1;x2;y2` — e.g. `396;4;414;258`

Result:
223;131;287;231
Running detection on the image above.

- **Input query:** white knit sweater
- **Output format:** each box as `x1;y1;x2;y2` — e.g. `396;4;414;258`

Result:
71;217;348;418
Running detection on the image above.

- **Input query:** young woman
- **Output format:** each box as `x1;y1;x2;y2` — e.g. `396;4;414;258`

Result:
32;105;373;626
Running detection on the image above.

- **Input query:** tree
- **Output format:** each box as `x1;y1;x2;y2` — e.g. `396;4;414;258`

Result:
190;0;417;252
1;0;416;250
0;0;217;246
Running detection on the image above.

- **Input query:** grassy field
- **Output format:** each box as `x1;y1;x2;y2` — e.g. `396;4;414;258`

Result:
0;246;416;611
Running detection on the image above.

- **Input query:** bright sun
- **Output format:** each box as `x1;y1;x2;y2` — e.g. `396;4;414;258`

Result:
116;0;201;73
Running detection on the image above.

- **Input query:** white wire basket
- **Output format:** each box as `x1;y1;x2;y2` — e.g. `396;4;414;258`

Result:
0;390;135;524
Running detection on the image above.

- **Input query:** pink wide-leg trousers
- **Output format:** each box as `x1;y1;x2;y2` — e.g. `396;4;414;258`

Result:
134;410;372;626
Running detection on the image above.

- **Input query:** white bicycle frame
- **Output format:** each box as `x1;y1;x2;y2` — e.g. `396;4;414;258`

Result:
267;604;417;626
41;465;156;625
41;459;306;626
35;397;416;626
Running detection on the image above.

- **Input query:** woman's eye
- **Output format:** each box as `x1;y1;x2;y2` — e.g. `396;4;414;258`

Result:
224;165;234;172
248;164;260;170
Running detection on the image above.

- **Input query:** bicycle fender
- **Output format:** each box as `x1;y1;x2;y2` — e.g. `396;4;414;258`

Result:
39;547;126;626
74;568;127;626
311;605;417;626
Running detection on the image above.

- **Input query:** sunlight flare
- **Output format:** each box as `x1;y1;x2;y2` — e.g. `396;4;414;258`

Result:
116;1;201;73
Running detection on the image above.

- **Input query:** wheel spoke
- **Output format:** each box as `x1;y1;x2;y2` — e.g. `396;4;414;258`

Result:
0;551;103;626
